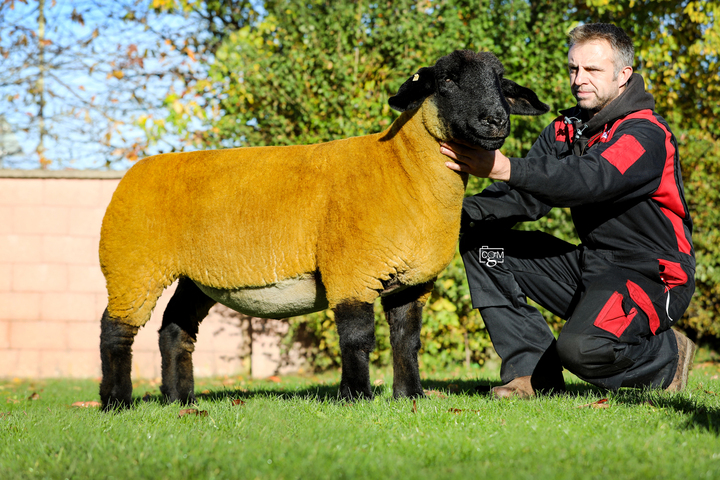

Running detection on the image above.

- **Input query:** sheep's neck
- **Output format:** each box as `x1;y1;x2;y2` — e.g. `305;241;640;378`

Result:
420;96;452;141
379;101;468;210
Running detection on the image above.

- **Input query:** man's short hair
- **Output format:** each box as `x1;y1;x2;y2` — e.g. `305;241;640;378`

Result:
568;23;634;76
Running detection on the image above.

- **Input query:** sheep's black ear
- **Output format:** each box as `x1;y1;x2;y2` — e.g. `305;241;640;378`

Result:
389;66;436;112
501;78;550;116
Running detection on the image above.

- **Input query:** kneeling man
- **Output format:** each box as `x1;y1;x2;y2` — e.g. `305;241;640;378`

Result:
442;23;696;397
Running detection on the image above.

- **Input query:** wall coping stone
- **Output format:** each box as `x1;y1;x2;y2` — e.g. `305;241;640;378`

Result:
0;169;127;179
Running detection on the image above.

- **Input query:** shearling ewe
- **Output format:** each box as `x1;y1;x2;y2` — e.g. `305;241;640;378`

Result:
98;50;549;409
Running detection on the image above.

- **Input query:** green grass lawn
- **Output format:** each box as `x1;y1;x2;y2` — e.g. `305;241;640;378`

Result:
2;357;720;480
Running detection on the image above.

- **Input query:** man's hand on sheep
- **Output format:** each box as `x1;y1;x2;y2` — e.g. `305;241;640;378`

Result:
441;141;512;181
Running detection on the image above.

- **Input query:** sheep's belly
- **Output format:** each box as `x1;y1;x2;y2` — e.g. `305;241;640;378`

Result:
193;274;329;320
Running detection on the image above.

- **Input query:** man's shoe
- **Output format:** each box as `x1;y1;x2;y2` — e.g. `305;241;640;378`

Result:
491;376;535;399
665;329;697;392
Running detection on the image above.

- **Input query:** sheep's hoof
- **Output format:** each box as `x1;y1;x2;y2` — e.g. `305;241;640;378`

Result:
393;389;426;400
160;385;196;405
100;396;133;412
339;386;374;402
99;380;133;412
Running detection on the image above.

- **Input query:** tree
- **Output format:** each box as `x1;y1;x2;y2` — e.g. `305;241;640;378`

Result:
154;0;576;155
0;0;198;168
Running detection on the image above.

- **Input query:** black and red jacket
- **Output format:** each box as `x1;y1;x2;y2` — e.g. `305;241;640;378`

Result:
463;73;694;284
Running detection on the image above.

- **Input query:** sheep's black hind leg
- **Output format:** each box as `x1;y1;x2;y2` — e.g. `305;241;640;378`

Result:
381;282;433;399
100;310;139;410
158;278;216;404
335;301;376;400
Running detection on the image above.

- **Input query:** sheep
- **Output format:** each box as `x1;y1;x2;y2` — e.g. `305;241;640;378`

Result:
98;50;549;409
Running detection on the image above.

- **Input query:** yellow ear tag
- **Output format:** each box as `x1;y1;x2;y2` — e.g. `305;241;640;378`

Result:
412;73;420;81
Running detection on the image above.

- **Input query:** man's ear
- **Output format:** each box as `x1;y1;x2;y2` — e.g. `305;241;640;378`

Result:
501;78;550;116
618;66;633;89
388;66;435;112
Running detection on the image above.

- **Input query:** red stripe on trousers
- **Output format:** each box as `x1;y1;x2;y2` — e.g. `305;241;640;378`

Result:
626;280;661;334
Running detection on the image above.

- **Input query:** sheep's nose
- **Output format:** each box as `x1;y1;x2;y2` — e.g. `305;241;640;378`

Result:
483;116;507;128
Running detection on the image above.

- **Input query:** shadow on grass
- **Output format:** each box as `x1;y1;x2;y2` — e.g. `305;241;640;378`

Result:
141;376;606;405
611;388;720;435
195;382;356;404
136;377;720;435
180;377;605;404
426;377;606;397
134;386;351;406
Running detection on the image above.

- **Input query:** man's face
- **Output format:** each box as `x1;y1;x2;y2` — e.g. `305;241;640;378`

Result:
568;39;628;113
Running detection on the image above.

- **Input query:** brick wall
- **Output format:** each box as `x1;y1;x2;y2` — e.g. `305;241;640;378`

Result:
0;170;302;379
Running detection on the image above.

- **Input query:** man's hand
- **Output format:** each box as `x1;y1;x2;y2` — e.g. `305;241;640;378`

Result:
441;141;512;181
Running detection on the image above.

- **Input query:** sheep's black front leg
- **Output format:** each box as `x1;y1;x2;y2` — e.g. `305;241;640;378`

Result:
100;310;139;411
158;278;216;404
381;283;433;399
335;301;376;400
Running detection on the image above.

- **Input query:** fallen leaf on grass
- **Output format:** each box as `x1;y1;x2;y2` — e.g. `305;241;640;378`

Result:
28;392;40;401
424;390;447;399
231;399;245;406
373;379;384;386
577;398;609;409
71;401;102;408
178;408;208;418
448;408;482;414
201;389;211;395
267;376;281;383
6;398;19;404
711;375;719;380
0;412;10;418
412;399;417;413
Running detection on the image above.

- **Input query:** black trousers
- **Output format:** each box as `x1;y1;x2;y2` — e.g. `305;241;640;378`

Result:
460;226;695;390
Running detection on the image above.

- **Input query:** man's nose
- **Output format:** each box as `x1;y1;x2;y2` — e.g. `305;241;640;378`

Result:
573;68;587;84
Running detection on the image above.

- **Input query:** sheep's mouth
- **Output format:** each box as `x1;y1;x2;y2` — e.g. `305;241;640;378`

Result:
475;136;506;151
463;124;508;150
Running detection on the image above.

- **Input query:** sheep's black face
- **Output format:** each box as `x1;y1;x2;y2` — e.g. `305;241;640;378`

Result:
389;50;549;150
434;51;512;150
